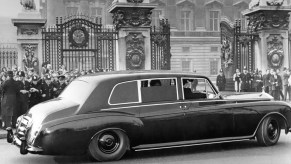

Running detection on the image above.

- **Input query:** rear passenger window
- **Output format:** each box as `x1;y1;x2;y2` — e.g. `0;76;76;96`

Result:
110;81;139;105
141;78;177;103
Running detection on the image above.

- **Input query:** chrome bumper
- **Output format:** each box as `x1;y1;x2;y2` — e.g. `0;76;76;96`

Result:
7;128;43;154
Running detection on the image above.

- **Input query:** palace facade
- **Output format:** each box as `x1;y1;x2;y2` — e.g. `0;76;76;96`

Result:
37;0;290;78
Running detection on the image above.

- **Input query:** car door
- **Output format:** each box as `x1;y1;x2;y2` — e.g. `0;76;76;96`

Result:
181;77;235;141
138;78;187;145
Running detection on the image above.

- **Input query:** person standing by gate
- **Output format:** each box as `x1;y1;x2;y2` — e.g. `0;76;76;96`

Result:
29;75;41;108
270;70;282;100
40;74;54;102
282;68;290;101
216;69;226;91
0;71;20;128
233;69;241;92
17;71;30;116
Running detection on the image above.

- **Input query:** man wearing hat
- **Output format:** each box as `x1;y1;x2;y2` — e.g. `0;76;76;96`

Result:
40;74;54;102
29;75;41;108
16;71;30;116
0;71;20;128
240;67;252;92
216;69;226;91
54;75;67;97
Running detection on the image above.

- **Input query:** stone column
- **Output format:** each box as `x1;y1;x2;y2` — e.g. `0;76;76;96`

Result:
108;0;157;70
243;1;291;71
11;10;46;74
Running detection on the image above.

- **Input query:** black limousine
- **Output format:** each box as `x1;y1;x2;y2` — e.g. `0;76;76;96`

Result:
7;71;291;162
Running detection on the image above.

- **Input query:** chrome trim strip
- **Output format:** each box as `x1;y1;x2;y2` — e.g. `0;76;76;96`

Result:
101;98;261;111
133;137;251;151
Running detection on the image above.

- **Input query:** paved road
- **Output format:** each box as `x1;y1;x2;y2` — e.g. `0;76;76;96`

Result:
0;132;291;164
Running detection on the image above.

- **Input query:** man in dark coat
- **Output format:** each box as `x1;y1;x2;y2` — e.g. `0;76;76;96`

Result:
263;69;271;93
216;69;226;91
40;74;54;102
54;75;67;97
0;71;20;128
240;68;252;92
29;75;41;108
16;71;30;116
270;70;282;100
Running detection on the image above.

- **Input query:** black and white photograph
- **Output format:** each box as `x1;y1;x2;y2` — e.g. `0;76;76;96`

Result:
1;0;291;163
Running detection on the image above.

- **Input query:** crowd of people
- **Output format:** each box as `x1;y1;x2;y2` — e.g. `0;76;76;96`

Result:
216;67;291;101
0;63;101;129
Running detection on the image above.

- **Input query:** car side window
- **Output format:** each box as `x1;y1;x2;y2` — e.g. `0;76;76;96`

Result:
109;81;139;105
182;78;217;100
141;78;177;103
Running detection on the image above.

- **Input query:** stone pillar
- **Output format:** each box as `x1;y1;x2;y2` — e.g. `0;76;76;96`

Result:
108;0;157;70
243;0;291;71
11;10;46;74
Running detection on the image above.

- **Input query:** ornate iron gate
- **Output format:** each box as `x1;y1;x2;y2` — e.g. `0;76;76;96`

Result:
220;20;258;73
0;44;18;69
150;19;171;70
234;20;258;72
42;15;118;71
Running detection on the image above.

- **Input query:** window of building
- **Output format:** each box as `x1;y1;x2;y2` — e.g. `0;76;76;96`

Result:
209;11;219;31
182;47;190;53
210;47;218;52
66;7;78;16
152;10;163;26
210;60;218;75
141;78;177;103
91;7;103;18
109;81;139;105
181;60;191;72
181;10;191;31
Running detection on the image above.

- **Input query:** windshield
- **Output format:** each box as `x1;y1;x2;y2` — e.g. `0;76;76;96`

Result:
59;80;95;103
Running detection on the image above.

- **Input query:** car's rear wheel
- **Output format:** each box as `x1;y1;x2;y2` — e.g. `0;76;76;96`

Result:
88;130;129;162
256;116;281;146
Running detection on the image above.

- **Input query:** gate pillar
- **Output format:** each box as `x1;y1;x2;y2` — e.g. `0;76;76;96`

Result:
109;0;157;70
11;8;46;74
243;0;291;71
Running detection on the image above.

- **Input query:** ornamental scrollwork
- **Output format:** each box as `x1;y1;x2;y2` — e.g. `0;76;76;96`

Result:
266;0;284;6
126;33;145;70
112;8;152;30
68;25;89;48
22;44;39;72
220;21;234;68
247;11;290;33
267;35;284;69
221;36;233;68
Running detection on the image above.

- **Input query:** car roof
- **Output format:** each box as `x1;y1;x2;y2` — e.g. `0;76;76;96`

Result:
78;70;208;83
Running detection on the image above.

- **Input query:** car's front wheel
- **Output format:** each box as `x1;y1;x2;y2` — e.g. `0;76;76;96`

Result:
256;116;281;146
88;130;129;162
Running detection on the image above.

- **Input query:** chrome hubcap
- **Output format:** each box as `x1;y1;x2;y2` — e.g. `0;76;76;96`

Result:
98;132;120;154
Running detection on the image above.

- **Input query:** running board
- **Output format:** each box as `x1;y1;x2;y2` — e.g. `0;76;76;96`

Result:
133;137;252;152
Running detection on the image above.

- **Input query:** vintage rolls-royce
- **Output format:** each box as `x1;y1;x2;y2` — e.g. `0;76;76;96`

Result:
7;71;291;162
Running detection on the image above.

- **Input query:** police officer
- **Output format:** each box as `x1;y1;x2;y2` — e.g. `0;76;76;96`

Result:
29;75;41;108
216;69;226;91
55;75;67;97
40;74;54;102
240;67;252;92
17;71;30;116
0;71;20;128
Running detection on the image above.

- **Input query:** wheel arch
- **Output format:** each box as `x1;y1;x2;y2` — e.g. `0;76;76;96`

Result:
254;112;290;136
